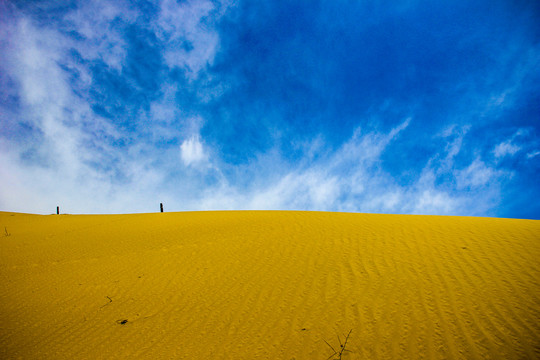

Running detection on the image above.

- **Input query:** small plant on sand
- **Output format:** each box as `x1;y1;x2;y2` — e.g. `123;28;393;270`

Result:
324;329;352;360
4;227;10;237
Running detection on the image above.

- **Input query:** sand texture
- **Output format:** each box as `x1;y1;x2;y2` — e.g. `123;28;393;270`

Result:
0;211;539;359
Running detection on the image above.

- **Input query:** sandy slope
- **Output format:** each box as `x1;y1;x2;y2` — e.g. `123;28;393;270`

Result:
0;211;538;359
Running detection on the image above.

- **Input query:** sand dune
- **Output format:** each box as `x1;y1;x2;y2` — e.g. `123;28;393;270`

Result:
0;211;539;359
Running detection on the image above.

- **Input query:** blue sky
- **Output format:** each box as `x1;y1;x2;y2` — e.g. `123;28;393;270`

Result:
1;0;539;218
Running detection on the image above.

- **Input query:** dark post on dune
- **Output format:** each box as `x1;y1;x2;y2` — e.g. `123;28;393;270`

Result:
57;206;59;215
160;203;163;213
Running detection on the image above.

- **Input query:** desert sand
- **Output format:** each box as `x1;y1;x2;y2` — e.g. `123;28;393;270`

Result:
0;211;538;359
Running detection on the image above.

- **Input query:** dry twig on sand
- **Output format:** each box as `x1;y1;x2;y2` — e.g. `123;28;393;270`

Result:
325;329;352;360
100;296;113;309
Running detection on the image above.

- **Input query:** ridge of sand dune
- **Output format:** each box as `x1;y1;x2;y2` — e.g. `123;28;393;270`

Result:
0;211;539;359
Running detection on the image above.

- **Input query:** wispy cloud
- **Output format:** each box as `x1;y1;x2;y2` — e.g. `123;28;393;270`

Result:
155;0;229;77
176;118;506;217
64;0;137;71
494;141;521;159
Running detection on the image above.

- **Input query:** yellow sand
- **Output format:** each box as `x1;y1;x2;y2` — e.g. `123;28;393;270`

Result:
0;211;539;359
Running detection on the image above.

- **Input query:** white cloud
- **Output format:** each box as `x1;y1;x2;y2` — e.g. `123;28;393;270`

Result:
494;141;520;158
281;120;496;216
65;0;139;70
0;1;235;214
480;44;540;117
223;119;413;212
6;17;88;177
149;83;181;124
435;125;471;172
248;170;340;210
526;150;540;159
0;8;162;214
180;135;207;166
492;128;540;161
179;117;502;217
455;158;498;189
413;189;457;215
154;0;231;78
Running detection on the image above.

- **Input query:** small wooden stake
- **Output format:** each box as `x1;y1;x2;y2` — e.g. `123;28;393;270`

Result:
57;206;59;215
160;203;163;213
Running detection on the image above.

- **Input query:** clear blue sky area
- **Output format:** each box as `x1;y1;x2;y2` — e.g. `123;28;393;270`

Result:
1;0;539;218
